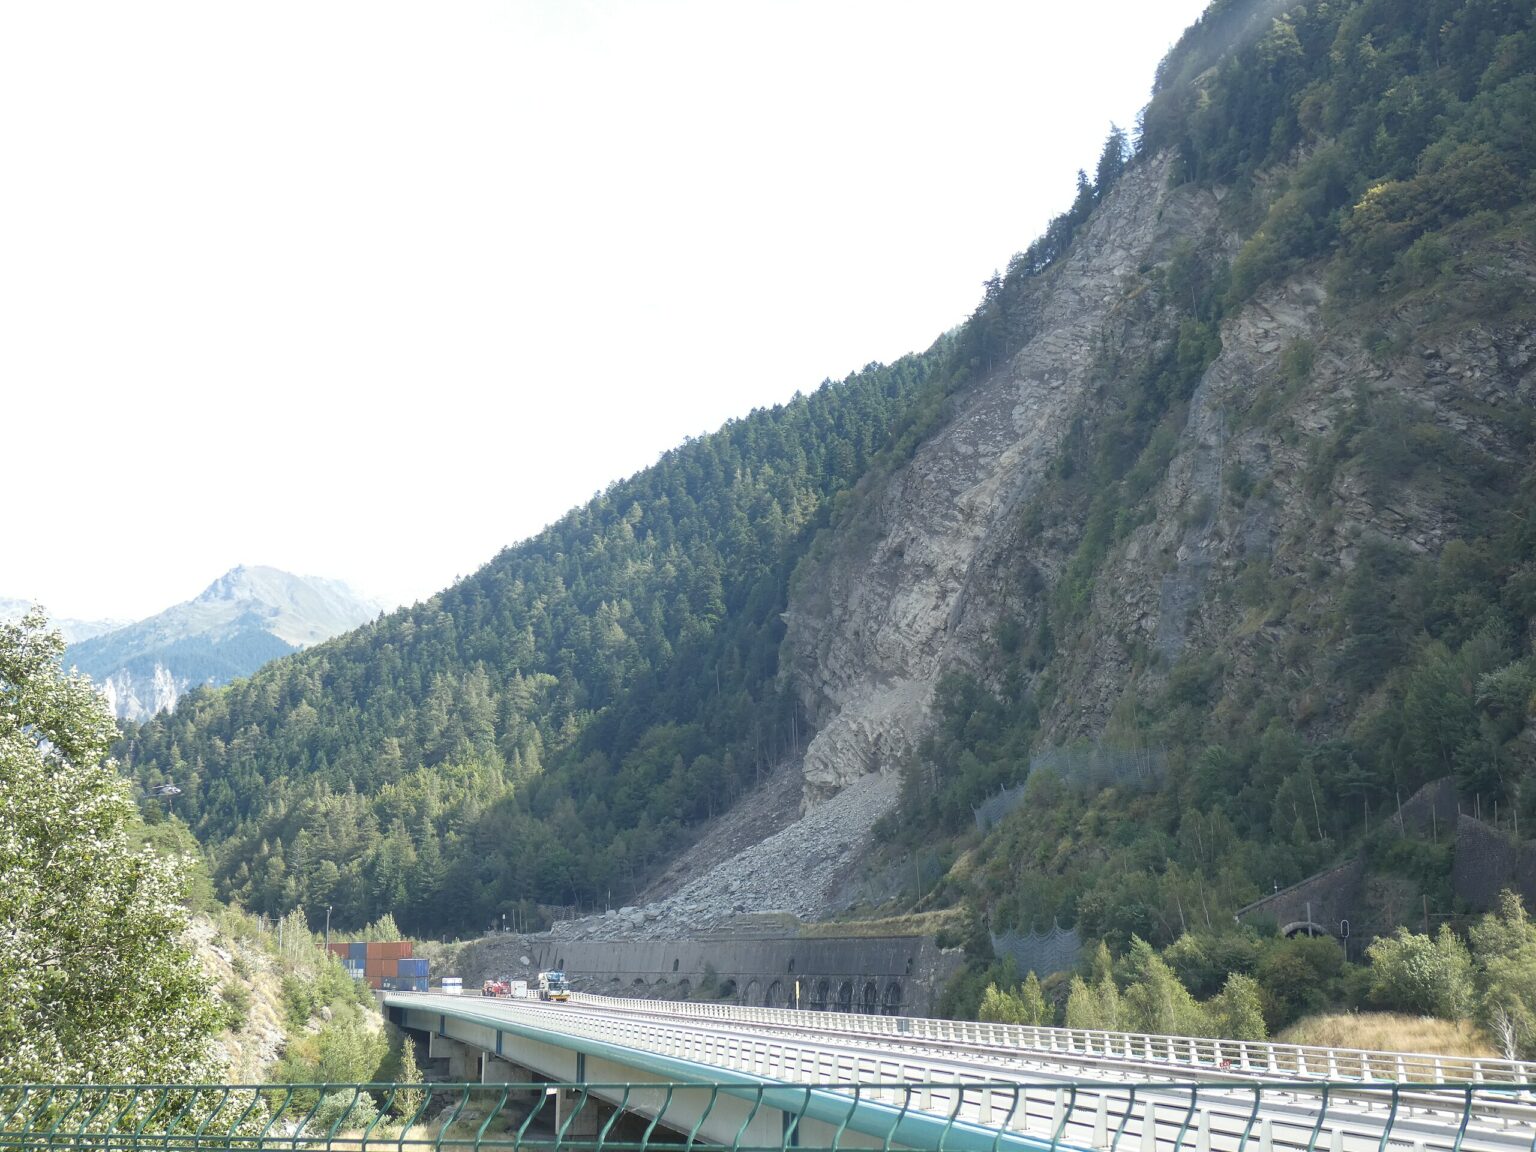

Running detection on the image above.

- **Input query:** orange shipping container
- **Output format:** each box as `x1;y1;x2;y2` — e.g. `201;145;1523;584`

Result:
364;958;399;978
327;943;348;958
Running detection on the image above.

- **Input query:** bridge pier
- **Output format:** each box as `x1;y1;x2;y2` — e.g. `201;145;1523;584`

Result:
553;1088;607;1137
428;1034;481;1082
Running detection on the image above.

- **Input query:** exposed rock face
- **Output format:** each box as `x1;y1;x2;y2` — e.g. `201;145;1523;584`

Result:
783;153;1536;807
785;155;1225;804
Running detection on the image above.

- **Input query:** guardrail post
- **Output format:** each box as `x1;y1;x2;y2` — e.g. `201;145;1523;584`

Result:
1053;1088;1066;1136
1328;1128;1344;1152
1197;1109;1211;1152
1259;1118;1273;1152
1093;1096;1109;1149
1140;1101;1157;1152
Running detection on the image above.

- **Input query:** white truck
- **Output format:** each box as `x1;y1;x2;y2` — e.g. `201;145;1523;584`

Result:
536;970;570;1002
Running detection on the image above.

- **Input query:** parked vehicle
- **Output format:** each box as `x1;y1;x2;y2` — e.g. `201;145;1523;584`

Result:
482;978;509;997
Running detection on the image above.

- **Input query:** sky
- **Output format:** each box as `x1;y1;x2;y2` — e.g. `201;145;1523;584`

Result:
2;0;1211;623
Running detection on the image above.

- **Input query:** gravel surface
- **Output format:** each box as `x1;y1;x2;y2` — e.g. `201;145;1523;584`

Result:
551;769;899;941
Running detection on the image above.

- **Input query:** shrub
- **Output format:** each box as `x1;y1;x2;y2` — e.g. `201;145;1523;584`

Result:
307;1090;379;1136
1367;927;1474;1019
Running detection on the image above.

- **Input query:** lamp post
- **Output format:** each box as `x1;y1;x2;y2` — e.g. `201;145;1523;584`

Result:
501;913;506;934
324;905;332;953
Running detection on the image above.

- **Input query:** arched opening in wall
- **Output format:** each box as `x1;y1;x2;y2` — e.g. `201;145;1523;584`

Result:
675;978;692;1001
717;979;738;1001
632;977;647;992
883;981;903;1016
650;979;670;1000
811;979;830;1012
765;980;786;1008
787;958;795;973
837;981;854;1013
862;980;879;1015
673;958;680;972
742;978;761;1006
558;958;565;969
1281;921;1330;939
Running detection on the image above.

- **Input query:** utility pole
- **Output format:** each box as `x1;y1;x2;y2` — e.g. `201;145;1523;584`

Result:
325;905;332;954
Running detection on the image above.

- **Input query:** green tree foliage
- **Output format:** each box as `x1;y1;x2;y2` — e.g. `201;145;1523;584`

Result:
0;611;223;1082
1469;890;1536;1058
1120;937;1209;1036
978;972;1047;1026
1367;926;1475;1018
394;1036;426;1119
120;355;945;935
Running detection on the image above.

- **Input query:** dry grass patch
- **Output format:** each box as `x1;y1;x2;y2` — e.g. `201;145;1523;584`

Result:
1278;1012;1497;1057
799;909;962;938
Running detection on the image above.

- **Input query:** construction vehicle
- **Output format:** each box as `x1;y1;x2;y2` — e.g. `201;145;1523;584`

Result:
536;970;570;1002
481;978;509;997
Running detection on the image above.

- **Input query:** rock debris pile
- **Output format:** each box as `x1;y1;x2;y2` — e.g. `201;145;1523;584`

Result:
550;771;899;941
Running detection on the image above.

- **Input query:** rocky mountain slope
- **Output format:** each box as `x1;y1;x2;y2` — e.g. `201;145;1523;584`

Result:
69;566;381;721
120;0;1536;946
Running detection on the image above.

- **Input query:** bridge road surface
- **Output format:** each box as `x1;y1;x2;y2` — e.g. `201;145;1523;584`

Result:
387;992;1536;1152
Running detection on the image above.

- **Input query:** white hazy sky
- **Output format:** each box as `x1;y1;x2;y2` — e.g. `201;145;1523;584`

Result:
3;0;1209;623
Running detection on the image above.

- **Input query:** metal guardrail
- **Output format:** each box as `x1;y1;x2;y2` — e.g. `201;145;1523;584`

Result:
573;992;1536;1085
399;996;1536;1151
4;1079;1536;1152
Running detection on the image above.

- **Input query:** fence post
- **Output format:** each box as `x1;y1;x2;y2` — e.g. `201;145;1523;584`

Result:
1140;1102;1157;1152
1093;1097;1109;1149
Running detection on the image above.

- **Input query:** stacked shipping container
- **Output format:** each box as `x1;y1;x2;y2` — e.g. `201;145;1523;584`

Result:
325;940;423;990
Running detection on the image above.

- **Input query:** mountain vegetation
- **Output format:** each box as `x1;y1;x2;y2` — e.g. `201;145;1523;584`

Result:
120;0;1536;1021
877;0;1536;946
122;357;945;934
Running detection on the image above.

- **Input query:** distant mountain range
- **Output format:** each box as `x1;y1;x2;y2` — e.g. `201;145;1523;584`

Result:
0;599;127;644
4;567;383;721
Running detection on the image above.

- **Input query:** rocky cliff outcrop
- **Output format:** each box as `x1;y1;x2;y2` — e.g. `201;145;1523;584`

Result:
784;155;1536;807
785;154;1229;803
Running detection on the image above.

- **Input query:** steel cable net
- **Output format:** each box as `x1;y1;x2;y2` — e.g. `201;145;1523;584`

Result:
989;923;1084;977
2;1078;1535;1152
973;746;1167;832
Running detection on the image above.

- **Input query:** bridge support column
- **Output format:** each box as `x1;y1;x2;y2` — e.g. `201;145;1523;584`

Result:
481;1056;528;1084
553;1088;607;1137
427;1035;480;1082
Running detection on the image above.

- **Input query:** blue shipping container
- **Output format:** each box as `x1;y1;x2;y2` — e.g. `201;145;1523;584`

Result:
348;942;367;960
399;958;428;976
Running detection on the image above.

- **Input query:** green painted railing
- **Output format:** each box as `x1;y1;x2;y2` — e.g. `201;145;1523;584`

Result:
1;1080;1534;1152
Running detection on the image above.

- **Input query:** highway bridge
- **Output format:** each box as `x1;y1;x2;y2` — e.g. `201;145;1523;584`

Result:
383;990;1536;1152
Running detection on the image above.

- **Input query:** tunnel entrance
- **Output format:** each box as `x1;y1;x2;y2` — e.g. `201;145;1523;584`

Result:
717;979;737;1000
882;981;902;1016
742;978;761;1006
862;980;879;1014
811;979;830;1011
675;978;692;1000
765;979;785;1008
837;980;854;1013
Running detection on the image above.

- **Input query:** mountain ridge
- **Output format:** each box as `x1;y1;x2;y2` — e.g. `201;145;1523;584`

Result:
120;0;1536;951
68;565;382;721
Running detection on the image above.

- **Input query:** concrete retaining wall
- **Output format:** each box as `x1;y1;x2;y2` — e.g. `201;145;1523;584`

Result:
458;933;964;1017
